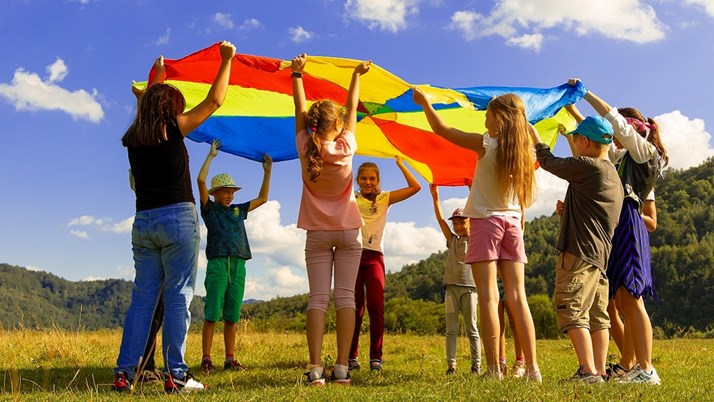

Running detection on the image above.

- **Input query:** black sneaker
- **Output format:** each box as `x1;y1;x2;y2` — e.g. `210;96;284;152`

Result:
470;365;481;375
224;359;245;370
348;358;361;371
562;366;605;384
113;371;133;392
164;372;207;393
370;359;383;372
446;366;456;375
304;367;326;386
330;370;351;385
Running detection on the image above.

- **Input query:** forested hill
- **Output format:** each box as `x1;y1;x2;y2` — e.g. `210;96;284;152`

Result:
2;158;714;336
0;264;205;330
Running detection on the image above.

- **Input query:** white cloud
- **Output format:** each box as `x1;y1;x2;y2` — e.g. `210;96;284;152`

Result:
383;221;443;271
655;110;714;169
0;59;104;123
289;26;315;43
26;265;44;272
449;0;667;49
685;0;714;17
67;215;133;236
82;276;106;282
213;12;235;30
245;201;306;268
46;58;68;83
70;230;89;239
244;262;310;300
344;0;421;32
117;265;134;280
528;168;568;220
506;33;544;51
240;18;261;30
154;28;171;46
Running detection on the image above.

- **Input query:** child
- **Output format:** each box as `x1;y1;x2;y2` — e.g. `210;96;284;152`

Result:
348;157;421;372
533;114;623;382
571;79;669;385
114;40;235;394
429;185;481;375
292;53;371;386
413;88;541;381
197;139;272;373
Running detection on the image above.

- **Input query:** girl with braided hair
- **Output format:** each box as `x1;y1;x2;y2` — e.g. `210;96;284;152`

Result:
291;53;371;386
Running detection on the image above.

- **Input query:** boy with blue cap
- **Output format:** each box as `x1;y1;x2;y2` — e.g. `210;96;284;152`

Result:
530;115;624;383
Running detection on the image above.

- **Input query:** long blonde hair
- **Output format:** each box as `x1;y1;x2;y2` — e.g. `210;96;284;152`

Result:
487;93;536;208
304;100;344;181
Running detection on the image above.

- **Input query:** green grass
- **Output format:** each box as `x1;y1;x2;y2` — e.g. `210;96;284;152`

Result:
1;327;712;401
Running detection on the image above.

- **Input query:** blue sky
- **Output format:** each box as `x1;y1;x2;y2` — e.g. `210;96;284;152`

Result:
1;0;713;300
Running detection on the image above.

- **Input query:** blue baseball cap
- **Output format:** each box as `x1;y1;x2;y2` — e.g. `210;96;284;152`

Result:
566;115;614;144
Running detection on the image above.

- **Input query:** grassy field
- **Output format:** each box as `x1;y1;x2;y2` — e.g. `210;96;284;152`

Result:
0;326;711;401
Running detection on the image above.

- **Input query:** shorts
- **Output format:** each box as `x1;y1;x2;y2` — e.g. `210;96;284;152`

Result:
466;216;527;264
554;252;610;333
204;256;246;323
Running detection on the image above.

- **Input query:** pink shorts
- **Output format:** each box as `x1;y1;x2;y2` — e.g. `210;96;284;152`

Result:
466;216;527;264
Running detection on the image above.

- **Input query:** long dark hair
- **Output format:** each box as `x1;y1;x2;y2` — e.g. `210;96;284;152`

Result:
122;83;186;147
618;107;669;168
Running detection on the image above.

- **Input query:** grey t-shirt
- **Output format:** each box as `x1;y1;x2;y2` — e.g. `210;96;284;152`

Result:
443;234;476;287
536;143;624;271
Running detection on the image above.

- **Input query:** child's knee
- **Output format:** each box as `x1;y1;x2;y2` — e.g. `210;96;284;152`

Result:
308;293;330;312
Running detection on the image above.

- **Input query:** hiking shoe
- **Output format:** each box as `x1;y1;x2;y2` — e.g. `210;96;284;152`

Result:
619;366;662;385
348;358;361;371
200;358;215;374
512;360;526;378
113;371;132;392
446;366;456;375
471;365;481;375
330;370;351;385
137;368;162;383
606;363;630;380
305;367;326;386
562;366;605;384
499;361;508;376
224;359;245;371
164;372;206;393
370;359;383;372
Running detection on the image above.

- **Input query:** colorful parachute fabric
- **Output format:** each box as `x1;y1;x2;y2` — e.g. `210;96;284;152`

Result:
134;43;585;186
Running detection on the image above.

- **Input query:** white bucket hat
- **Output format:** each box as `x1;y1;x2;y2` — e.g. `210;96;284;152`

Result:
208;173;241;195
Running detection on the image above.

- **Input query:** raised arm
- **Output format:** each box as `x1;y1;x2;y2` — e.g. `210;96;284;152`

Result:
344;61;371;133
388;155;422;205
197;139;220;207
429;184;452;242
131;56;167;110
177;41;236;136
291;53;308;133
248;154;273;212
412;87;485;157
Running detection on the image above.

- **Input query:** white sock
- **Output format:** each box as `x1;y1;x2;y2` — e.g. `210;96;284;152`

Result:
333;364;349;379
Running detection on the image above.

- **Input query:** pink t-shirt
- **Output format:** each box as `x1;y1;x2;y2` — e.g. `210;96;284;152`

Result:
296;129;363;231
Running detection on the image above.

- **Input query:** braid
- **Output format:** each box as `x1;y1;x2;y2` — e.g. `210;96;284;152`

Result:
303;100;345;182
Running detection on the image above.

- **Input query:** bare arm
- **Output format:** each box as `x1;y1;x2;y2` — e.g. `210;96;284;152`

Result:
197;139;219;207
642;199;657;232
131;56;167;110
344;61;371;133
248;154;273;211
429;184;452;241
388;155;421;205
177;41;236;136
291;54;308;133
412;87;485;157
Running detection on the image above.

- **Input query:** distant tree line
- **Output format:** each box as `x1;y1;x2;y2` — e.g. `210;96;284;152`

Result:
2;158;714;338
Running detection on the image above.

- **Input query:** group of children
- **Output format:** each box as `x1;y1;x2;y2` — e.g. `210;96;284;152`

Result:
116;44;668;393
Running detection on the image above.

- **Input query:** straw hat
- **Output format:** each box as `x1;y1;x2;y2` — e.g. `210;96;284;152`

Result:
208;173;241;195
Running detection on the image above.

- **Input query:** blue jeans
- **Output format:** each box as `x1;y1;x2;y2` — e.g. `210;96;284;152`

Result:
115;202;199;379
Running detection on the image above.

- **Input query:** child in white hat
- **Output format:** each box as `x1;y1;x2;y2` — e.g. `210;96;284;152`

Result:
196;139;272;373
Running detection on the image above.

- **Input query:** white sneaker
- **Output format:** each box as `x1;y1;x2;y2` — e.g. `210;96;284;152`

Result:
305;367;326;386
624;367;662;385
512;361;526;378
164;372;206;393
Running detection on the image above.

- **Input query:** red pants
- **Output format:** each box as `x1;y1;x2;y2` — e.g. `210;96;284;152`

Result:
349;249;385;360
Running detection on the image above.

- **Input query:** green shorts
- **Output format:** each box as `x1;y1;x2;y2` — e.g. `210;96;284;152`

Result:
554;252;610;333
204;257;246;323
